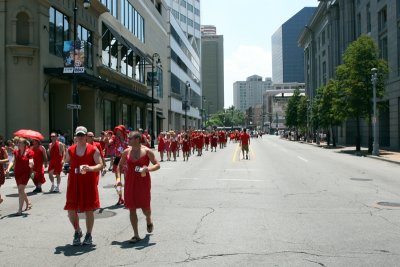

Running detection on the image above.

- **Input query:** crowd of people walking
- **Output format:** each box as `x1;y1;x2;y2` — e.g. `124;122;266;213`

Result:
0;126;254;246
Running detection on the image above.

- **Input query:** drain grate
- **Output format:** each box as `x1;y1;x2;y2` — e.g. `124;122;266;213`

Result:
78;209;117;219
376;202;400;208
350;178;373;182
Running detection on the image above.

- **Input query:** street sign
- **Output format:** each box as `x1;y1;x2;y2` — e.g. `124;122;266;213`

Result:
67;104;81;110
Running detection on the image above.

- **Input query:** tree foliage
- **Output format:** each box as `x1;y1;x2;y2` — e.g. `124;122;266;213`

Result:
285;88;302;130
335;34;388;150
205;106;245;128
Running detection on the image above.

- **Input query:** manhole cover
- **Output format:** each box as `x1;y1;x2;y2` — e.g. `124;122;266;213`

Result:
78;209;116;219
376;202;400;208
350;178;373;182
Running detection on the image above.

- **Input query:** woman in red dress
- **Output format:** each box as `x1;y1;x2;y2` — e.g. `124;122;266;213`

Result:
0;137;9;205
211;131;218;152
64;126;103;246
164;132;171;161
6;138;34;215
31;139;48;193
157;132;165;162
116;131;160;243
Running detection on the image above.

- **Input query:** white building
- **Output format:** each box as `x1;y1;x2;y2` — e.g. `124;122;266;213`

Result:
166;0;202;130
233;75;273;112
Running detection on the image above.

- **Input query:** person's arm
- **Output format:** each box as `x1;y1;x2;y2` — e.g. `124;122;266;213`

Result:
60;143;65;165
0;149;8;165
5;156;15;174
142;148;160;174
115;149;129;185
41;146;48;167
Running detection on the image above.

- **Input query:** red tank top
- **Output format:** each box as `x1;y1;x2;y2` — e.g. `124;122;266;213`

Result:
68;144;97;176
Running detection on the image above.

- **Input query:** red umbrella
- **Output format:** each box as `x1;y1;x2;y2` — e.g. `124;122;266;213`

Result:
14;129;44;141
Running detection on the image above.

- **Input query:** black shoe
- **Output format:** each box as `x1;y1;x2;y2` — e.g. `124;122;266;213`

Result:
246;155;248;160
82;233;92;245
73;231;83;246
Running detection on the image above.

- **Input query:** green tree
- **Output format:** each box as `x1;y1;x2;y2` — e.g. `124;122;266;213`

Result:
336;35;388;151
205;106;245;128
285;88;302;138
297;96;308;135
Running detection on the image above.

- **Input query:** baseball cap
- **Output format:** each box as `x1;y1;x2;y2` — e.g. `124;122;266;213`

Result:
75;126;87;135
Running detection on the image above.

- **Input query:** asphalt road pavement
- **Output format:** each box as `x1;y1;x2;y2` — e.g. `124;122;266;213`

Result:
1;135;400;266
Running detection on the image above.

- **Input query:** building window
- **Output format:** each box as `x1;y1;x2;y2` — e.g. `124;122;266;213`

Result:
378;6;387;32
180;13;186;23
104;100;116;130
100;0;118;18
379;35;388;61
121;0;145;43
49;7;69;57
367;3;371;33
397;0;400;17
194;8;200;16
321;30;325;46
322;61;327;85
122;104;131;127
180;0;186;8
16;12;29;45
136;107;142;129
187;3;194;12
101;24;118;70
77;25;93;69
357;13;361;37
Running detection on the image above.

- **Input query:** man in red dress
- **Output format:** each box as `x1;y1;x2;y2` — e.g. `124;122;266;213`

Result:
116;131;160;243
112;125;128;205
64;126;103;246
48;132;65;193
240;128;251;160
31;139;48;193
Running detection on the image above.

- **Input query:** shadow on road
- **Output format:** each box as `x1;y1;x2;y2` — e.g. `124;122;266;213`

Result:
0;212;29;219
54;244;96;256
111;234;156;250
6;192;37;197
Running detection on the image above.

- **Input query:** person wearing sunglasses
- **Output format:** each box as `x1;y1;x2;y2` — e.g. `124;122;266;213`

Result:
64;126;103;246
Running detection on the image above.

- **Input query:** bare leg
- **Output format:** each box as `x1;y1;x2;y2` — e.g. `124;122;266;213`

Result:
142;209;153;233
56;174;61;187
68;210;80;231
48;170;55;185
85;211;94;234
129;209;140;238
17;184;27;213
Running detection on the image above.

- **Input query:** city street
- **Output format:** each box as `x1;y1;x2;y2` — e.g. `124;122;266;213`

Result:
1;135;400;266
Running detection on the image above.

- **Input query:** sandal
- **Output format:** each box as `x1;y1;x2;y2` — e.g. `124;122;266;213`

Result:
15;211;23;216
129;236;141;243
147;223;154;233
25;203;32;211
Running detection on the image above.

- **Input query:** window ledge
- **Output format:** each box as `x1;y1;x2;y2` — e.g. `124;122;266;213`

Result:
6;44;38;65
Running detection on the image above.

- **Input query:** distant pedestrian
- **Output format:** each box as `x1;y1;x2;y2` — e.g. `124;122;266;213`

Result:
181;133;190;161
116;131;160;243
31;139;48;193
0;136;9;205
240;128;250;160
64;126;103;246
48;132;65;193
6;138;34;216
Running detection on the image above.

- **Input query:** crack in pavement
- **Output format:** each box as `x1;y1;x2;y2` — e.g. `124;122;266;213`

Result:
193;207;215;243
305;259;327;266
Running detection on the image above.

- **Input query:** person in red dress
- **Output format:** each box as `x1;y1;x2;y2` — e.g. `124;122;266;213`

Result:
164;132;171;161
31;139;48;193
142;129;151;148
112;125;128;205
210;131;218;152
170;131;178;161
86;132;106;177
240;128;251;160
48;132;65;193
6;138;34;215
157;132;165;162
64;126;103;246
181;133;190;161
116;131;160;243
0;136;9;205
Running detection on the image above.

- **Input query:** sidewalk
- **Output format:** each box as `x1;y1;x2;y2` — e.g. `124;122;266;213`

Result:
297;139;400;165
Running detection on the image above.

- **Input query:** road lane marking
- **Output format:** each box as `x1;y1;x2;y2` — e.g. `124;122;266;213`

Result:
297;156;308;162
177;178;199;180
232;144;240;162
217;179;264;182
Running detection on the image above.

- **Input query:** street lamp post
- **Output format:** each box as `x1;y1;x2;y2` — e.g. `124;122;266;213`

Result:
150;53;161;148
184;81;191;131
72;0;90;132
371;68;379;156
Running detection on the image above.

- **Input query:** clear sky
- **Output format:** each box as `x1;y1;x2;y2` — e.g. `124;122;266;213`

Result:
200;0;319;108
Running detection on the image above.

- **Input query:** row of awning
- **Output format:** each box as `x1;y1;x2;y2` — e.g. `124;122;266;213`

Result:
44;67;158;104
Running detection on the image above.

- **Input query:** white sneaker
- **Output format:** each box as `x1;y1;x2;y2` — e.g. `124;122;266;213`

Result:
53;185;60;193
49;185;55;192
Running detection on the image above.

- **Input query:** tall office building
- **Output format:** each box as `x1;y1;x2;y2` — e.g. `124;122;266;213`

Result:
201;25;216;36
233;75;273;112
166;0;202;130
272;7;316;83
201;25;224;116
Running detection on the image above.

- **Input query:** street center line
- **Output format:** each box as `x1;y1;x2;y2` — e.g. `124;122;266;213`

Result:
177;178;199;180
297;156;308;162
